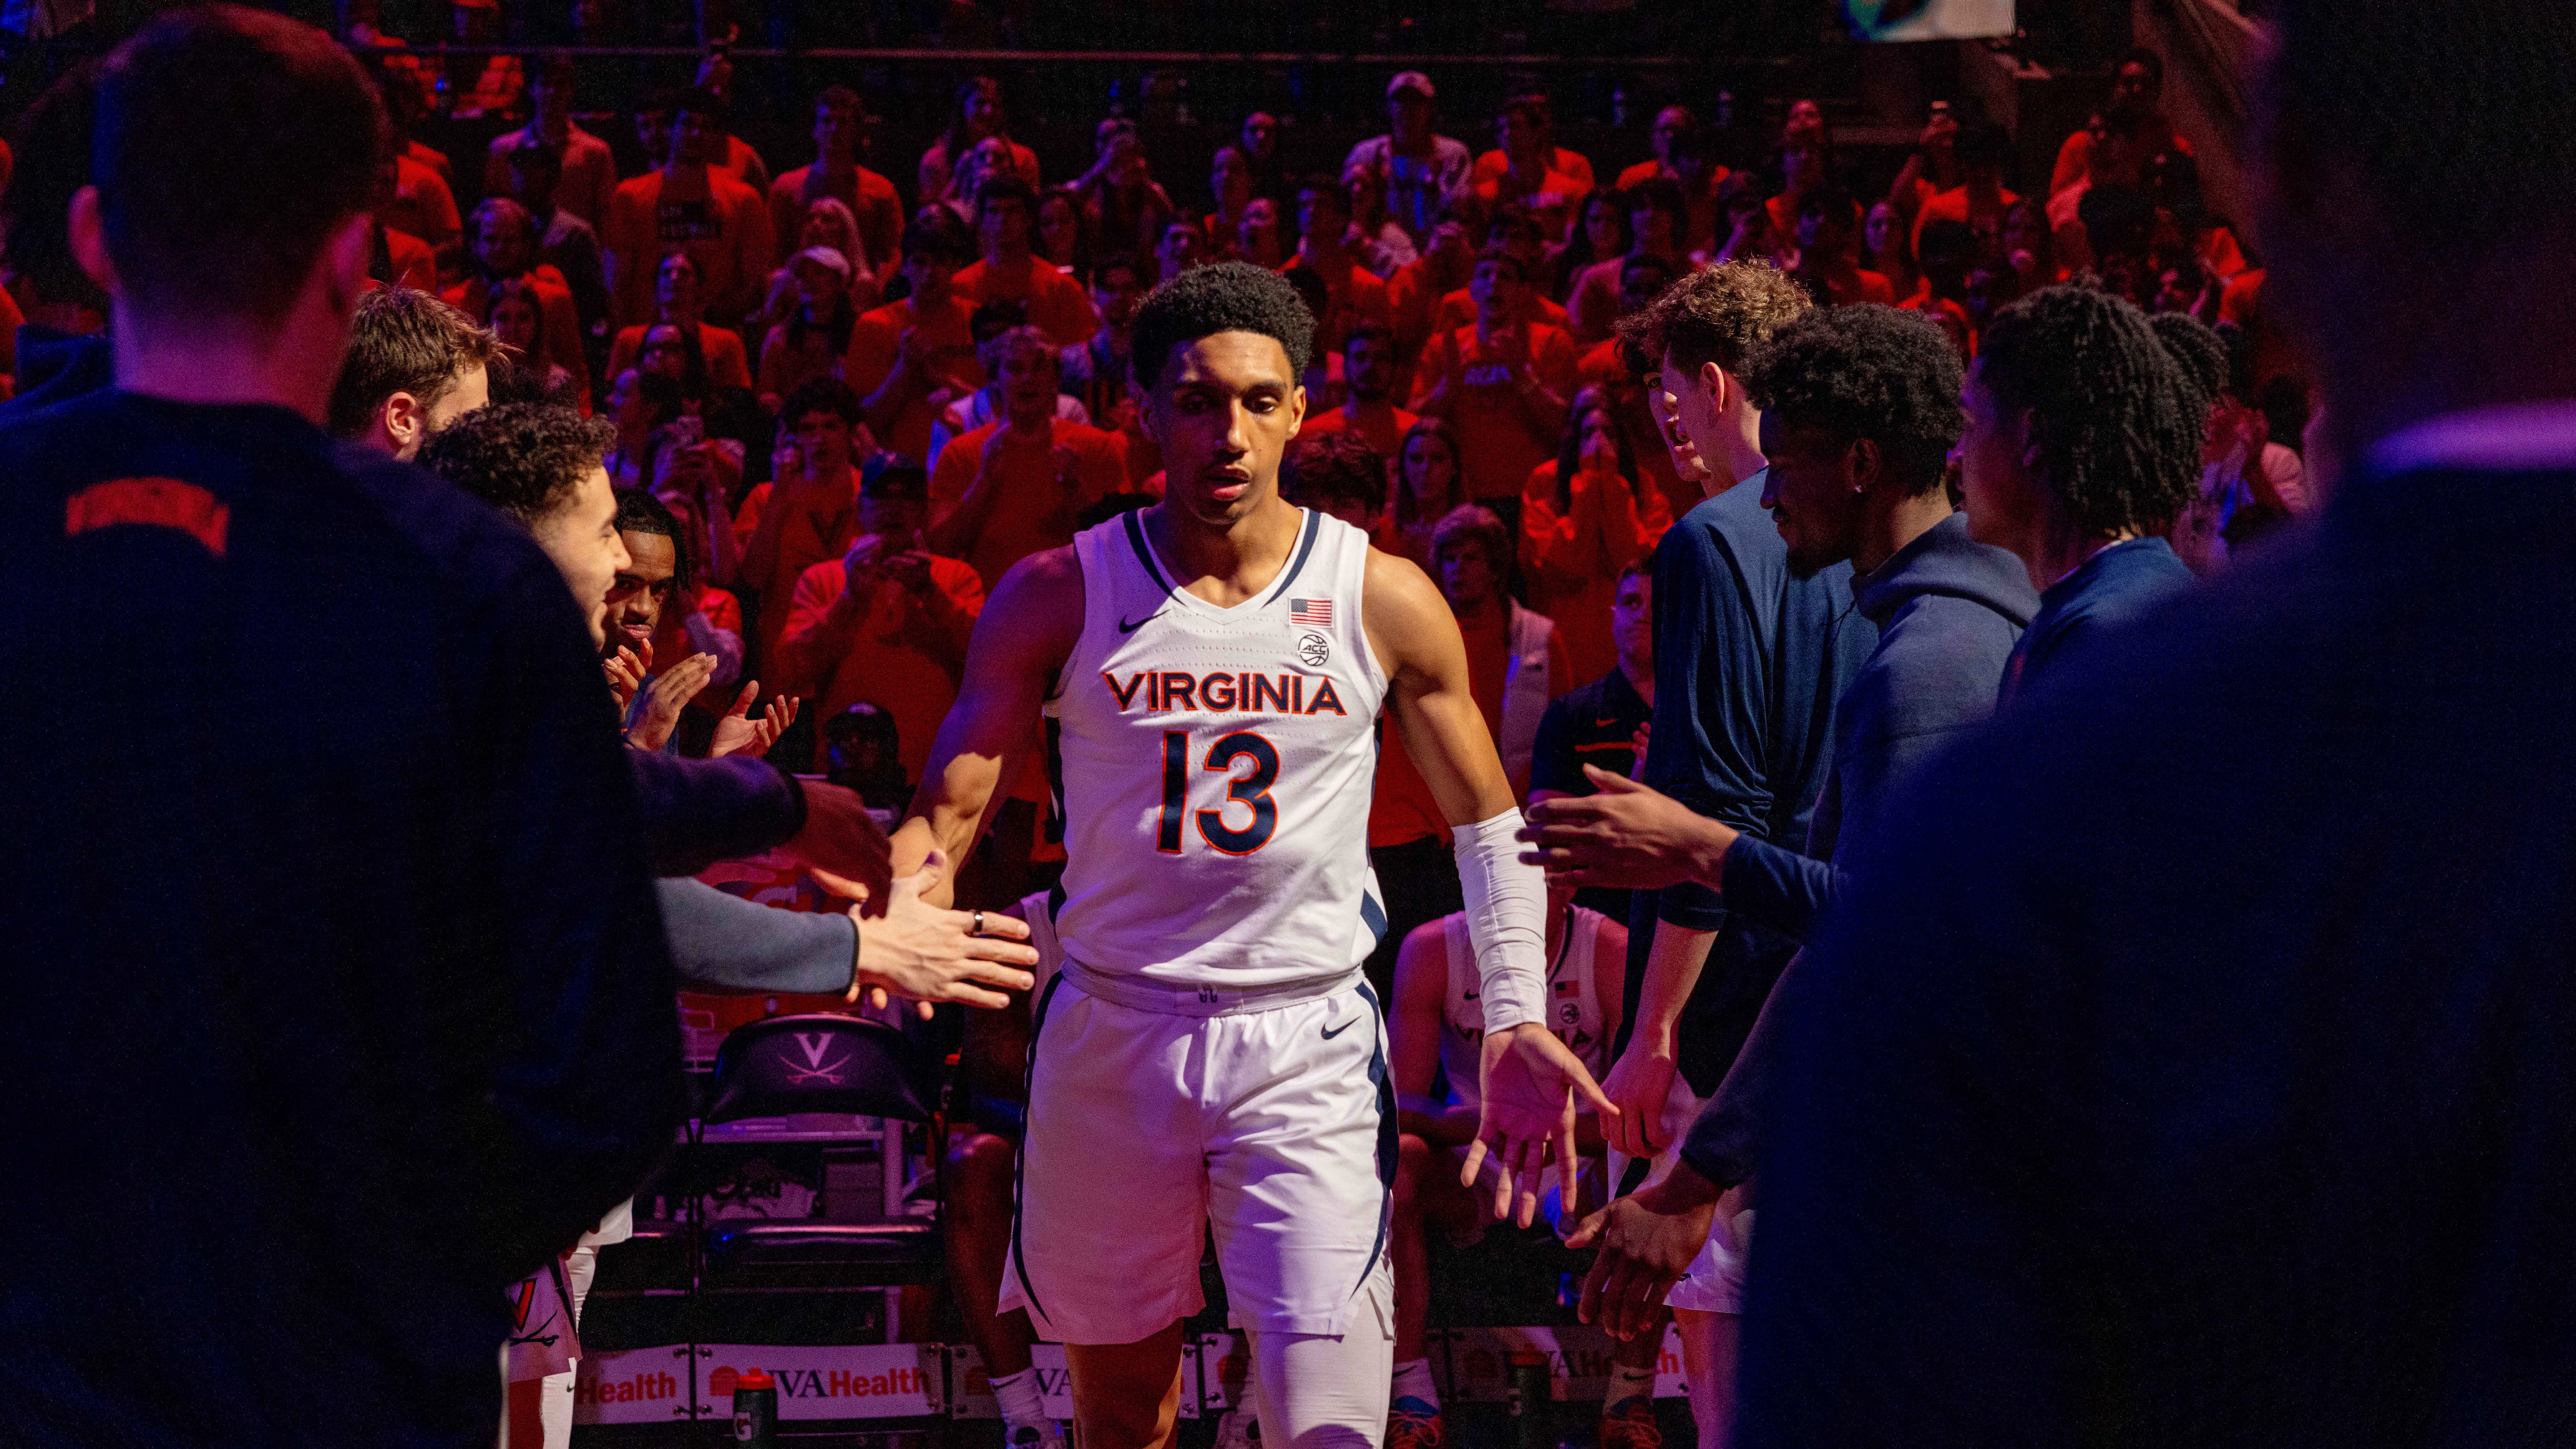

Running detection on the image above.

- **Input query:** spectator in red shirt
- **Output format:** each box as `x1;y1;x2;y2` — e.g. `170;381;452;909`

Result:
1795;185;1898;308
605;251;752;391
2049;47;2188;195
847;207;985;466
769;85;904;287
1036;187;1094;284
1910;119;2020;261
1475;94;1589;244
1522;388;1674;685
1472;89;1595;195
1577;253;1694;521
754;246;858;410
1073;119;1181;266
1409;245;1578;521
1566;176;1685;346
927;325;1128;589
602;87;774;331
740;376;869;665
769;455;984;777
1433;204;1571;332
447;197;591;407
484;54;618;229
954;175;1099;348
919;75;1041;216
1298;320;1419;464
1283;174;1395;358
1865;199;1923;302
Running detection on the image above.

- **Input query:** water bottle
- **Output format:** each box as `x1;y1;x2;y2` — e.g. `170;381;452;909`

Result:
1504;1350;1551;1449
730;1366;777;1446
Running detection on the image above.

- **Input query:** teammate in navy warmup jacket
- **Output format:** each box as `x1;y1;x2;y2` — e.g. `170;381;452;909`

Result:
0;10;682;1445
1736;6;2576;1443
1960;284;2206;705
1523;304;2036;1357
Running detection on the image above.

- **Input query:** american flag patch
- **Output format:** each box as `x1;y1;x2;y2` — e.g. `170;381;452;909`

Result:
1290;598;1333;626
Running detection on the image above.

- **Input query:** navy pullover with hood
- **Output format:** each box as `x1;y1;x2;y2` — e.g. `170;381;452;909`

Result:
1682;511;2034;1186
1718;511;2040;938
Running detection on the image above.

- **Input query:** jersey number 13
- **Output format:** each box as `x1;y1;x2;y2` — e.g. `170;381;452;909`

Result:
1158;730;1280;855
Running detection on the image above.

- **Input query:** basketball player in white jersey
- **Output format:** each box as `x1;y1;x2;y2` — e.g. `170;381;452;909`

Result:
889;262;1614;1448
1385;879;1625;1443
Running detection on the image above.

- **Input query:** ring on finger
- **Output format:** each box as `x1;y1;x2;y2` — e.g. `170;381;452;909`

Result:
970;910;985;936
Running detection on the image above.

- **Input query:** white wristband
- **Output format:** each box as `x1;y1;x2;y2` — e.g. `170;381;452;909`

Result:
1453;808;1547;1033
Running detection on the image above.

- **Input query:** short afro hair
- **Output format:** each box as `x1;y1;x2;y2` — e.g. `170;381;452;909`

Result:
1974;283;2207;538
417;403;616;529
1741;303;1964;496
1129;261;1313;390
1617;259;1811;382
1281;430;1387;520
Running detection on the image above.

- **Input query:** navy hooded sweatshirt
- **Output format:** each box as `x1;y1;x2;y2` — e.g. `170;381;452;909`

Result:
1718;511;2038;939
1681;512;2034;1186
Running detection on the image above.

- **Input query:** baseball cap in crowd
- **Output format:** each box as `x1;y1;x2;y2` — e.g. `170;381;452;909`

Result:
860;452;929;500
1386;71;1435;101
792;245;852;282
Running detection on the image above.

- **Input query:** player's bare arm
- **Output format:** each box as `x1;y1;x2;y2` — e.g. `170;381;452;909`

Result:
1363;546;1618;1226
890;543;1085;903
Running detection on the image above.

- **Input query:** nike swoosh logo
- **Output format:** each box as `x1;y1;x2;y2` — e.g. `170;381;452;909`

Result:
1594;716;1621;727
1320;1018;1356;1039
1117;610;1163;634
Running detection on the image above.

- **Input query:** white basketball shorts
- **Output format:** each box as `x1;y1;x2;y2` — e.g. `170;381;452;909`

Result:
998;966;1395;1345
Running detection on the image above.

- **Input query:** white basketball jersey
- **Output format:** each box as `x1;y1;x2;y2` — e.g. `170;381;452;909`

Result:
1045;508;1389;991
1438;905;1610;1108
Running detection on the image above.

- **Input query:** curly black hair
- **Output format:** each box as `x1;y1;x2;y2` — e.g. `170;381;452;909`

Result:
1740;303;1963;496
1129;260;1313;391
1974;283;2205;537
417;403;616;528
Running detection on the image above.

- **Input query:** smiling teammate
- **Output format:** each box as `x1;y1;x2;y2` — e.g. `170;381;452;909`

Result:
890;261;1612;1447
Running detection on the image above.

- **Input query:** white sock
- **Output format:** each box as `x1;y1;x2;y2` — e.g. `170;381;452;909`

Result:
991;1367;1047;1431
1606;1359;1656;1405
1391;1356;1438;1408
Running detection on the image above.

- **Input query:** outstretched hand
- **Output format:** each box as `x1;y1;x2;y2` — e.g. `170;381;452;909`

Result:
709;681;798;758
1518;766;1735;892
1565;1165;1723;1342
813;853;1039;1016
1463;1024;1619;1229
778;781;893;915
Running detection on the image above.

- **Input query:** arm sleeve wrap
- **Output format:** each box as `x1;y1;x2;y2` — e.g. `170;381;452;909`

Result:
1453;808;1547;1032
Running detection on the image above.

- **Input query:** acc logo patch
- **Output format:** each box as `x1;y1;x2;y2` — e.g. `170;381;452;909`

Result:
1296;632;1330;668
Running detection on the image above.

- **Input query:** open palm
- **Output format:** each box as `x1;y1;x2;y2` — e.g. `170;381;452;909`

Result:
1465;1024;1619;1228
